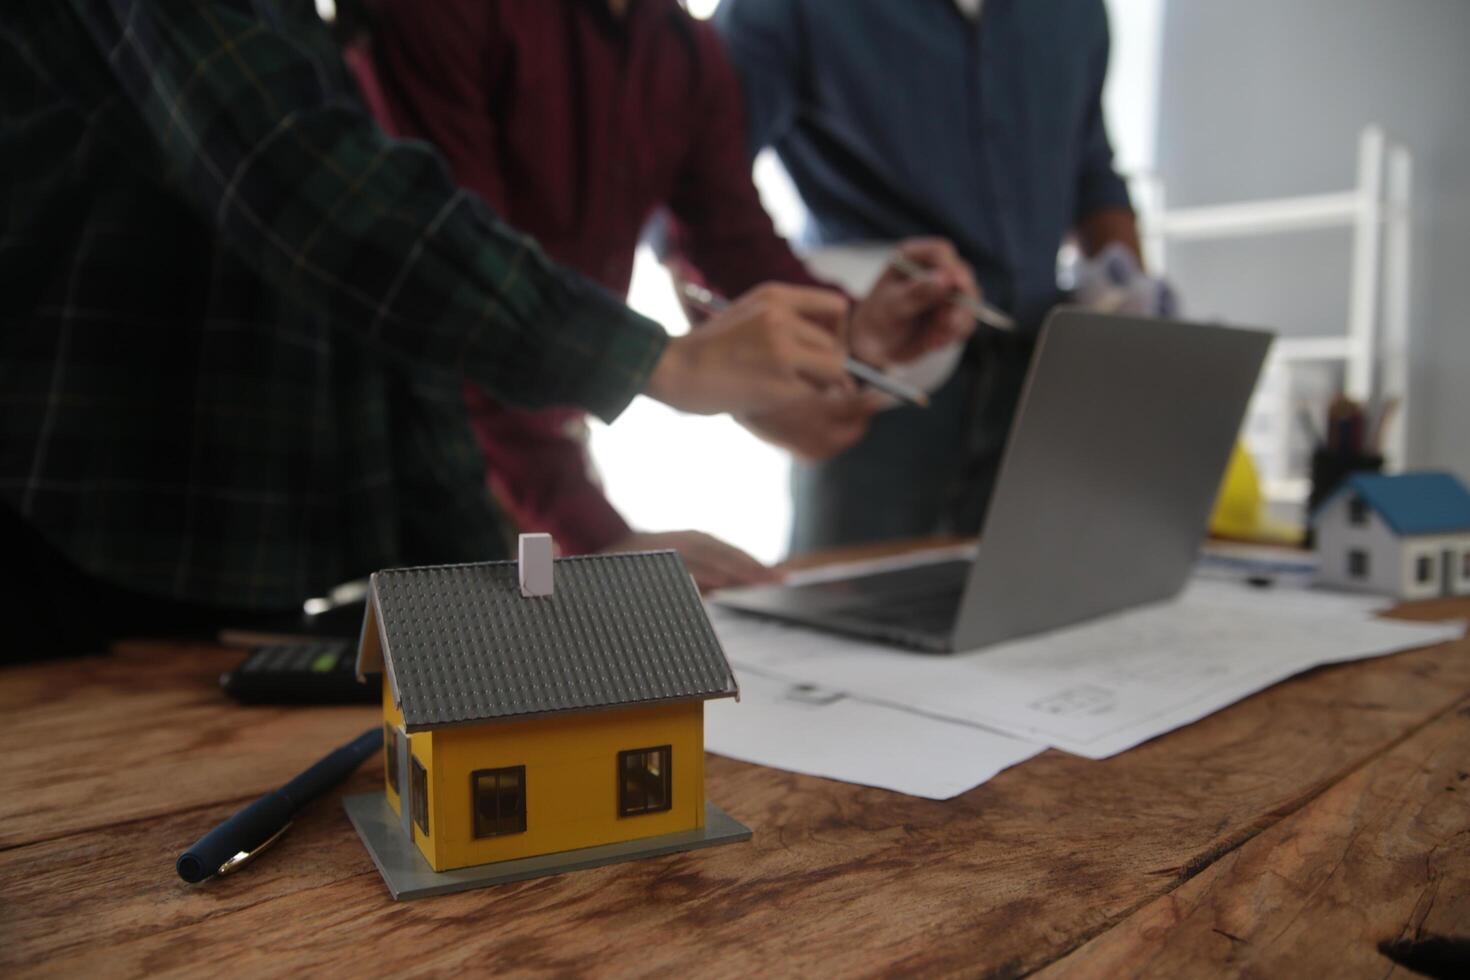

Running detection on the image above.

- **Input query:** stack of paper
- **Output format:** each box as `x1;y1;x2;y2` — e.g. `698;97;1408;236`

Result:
704;576;1463;799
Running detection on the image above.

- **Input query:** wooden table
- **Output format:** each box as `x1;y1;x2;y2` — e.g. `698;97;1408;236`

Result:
3;545;1469;978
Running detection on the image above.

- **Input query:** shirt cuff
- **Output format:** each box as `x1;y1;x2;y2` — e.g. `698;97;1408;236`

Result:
530;273;669;425
1075;172;1135;223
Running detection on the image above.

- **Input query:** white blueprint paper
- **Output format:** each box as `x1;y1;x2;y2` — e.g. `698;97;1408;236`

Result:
709;581;1464;760
705;667;1043;800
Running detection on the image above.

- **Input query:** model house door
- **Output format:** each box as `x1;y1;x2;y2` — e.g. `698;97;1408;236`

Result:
396;726;412;837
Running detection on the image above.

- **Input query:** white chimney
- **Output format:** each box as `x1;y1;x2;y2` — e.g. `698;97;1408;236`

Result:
518;533;554;597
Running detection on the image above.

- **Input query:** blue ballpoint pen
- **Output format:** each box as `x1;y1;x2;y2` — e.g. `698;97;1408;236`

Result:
176;726;382;882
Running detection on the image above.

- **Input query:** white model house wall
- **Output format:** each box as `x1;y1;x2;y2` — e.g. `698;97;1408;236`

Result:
1316;494;1470;598
1316;499;1403;596
1403;532;1470;599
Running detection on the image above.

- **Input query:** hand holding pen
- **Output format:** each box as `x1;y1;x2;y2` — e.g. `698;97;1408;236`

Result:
679;282;930;408
865;240;1013;367
652;283;859;415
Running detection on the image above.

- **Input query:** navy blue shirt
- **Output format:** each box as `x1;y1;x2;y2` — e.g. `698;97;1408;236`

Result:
715;0;1132;328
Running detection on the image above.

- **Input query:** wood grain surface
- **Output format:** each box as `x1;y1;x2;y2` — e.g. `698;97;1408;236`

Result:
1037;695;1470;978
2;555;1467;978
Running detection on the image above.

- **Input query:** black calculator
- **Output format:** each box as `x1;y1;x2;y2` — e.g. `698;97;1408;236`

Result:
220;640;379;704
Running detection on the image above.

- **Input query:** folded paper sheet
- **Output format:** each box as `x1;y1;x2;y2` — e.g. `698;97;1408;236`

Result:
711;579;1464;761
705;665;1043;800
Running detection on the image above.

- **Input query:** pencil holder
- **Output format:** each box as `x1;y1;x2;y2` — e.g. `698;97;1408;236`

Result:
1304;448;1383;546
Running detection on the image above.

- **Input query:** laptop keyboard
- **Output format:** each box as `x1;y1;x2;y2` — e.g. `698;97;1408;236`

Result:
841;587;966;633
789;559;971;635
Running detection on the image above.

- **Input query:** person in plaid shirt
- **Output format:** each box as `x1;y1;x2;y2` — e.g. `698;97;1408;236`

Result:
0;0;855;660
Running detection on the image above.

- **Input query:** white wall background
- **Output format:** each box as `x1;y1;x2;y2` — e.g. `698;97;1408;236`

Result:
590;0;1166;563
1153;0;1470;478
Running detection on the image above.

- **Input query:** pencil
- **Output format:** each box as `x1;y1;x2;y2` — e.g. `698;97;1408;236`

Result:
676;282;930;408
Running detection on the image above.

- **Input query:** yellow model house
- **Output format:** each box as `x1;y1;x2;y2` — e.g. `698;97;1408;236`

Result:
349;534;748;898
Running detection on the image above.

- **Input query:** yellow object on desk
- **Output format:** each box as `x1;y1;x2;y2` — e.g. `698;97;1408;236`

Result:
1209;442;1300;543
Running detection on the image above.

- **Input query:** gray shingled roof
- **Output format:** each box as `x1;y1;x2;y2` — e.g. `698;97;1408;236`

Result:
368;551;737;730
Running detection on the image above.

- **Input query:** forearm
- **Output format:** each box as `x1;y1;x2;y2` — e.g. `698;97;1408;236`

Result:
71;0;665;421
1077;206;1143;269
1074;12;1140;271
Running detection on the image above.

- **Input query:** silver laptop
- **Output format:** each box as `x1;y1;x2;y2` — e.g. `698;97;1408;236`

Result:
716;310;1273;653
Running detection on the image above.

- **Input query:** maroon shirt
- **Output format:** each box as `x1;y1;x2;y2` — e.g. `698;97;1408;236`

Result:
357;0;819;553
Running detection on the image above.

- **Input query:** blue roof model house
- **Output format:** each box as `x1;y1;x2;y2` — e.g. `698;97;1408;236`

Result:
1312;471;1470;599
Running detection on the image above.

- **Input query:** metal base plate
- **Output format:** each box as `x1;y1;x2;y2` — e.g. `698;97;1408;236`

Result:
343;792;752;901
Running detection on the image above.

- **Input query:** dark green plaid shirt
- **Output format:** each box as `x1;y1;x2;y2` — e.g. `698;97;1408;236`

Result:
0;0;668;610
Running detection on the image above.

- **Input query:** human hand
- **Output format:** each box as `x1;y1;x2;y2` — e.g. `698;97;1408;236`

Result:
738;387;888;462
645;283;854;416
601;530;783;592
849;238;979;366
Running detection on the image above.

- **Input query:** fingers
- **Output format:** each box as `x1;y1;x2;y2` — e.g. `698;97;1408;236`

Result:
699;537;782;586
882;273;961;322
738;386;880;460
651;277;888;415
944;250;981;302
936;250;981;345
742;282;850;342
676;531;783;591
751;282;850;325
860;238;979;360
940;306;975;348
809;386;888;422
853;387;896;415
788;344;853;394
729;283;857;402
779;311;845;356
896;237;965;278
607;529;781;591
896;236;982;316
852;275;959;365
761;309;854;396
790;393;877;458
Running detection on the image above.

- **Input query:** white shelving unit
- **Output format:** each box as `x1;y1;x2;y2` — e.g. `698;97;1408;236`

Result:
1134;127;1414;505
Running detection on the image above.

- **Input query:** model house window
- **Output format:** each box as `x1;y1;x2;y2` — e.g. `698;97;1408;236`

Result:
1416;554;1435;584
1347;496;1369;526
384;724;400;795
472;766;527;838
410;755;429;836
1347;550;1368;578
618;746;672;817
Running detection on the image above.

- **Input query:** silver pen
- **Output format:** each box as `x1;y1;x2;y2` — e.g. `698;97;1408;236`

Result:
887;253;1016;331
